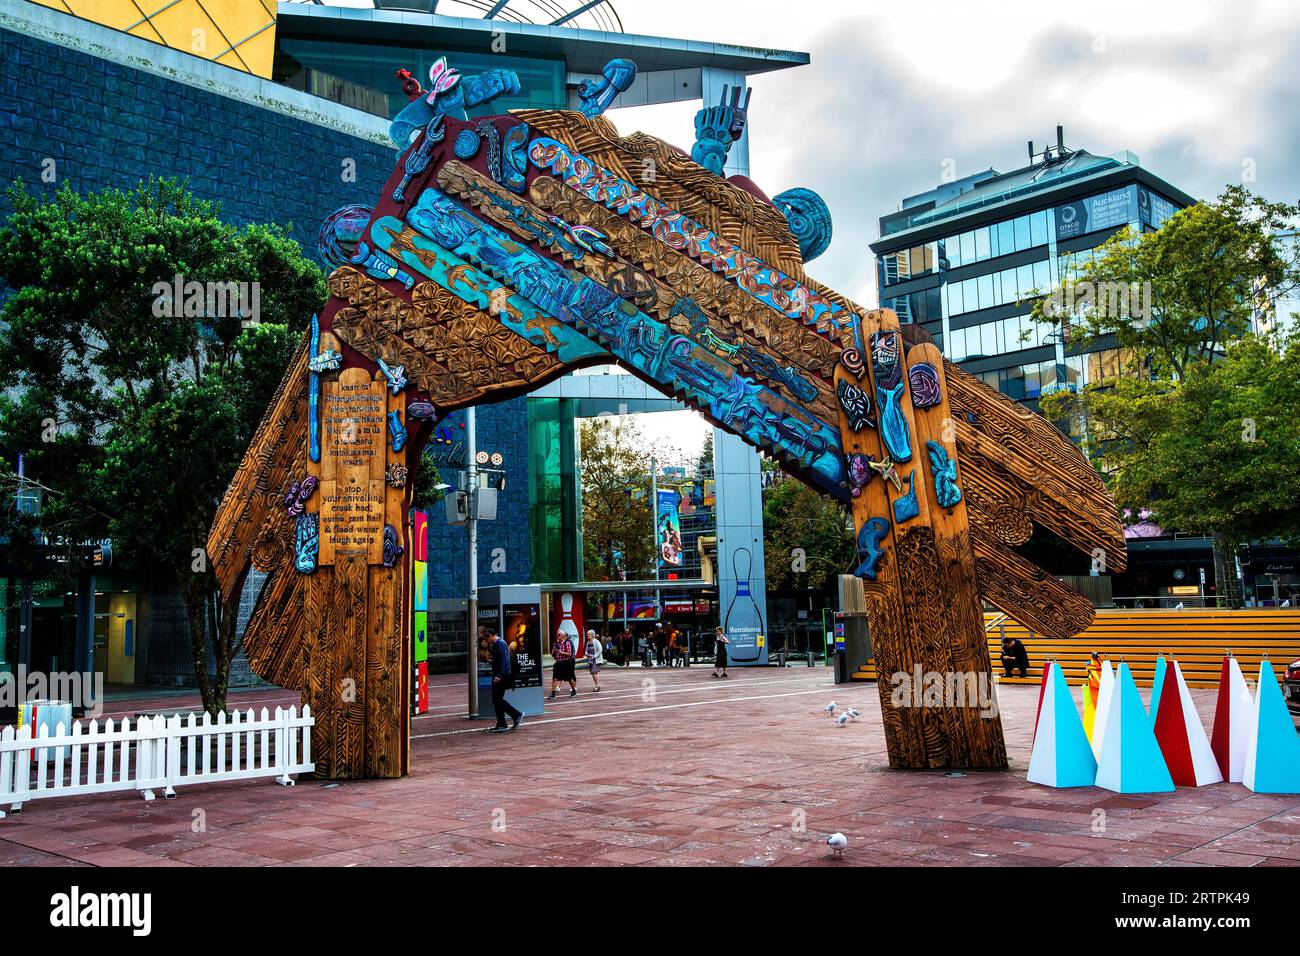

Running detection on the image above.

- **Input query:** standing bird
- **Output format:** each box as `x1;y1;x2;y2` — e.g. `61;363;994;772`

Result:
835;712;850;728
846;708;862;721
827;833;848;858
824;701;838;714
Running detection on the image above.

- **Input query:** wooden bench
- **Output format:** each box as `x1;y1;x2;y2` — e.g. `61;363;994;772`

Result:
852;609;1300;689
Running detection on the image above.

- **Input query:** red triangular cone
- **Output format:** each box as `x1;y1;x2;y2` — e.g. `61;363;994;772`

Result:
1032;662;1050;744
1153;659;1222;787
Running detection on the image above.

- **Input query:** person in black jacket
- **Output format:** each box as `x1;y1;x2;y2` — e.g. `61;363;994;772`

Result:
486;627;524;732
1000;635;1031;678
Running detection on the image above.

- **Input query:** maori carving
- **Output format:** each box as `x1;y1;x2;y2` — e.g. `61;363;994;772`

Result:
318;204;372;269
284;476;317;518
214;102;1122;778
926;439;962;508
773;187;832;263
691;85;750;174
871;329;912;464
389;56;521;147
908;361;942;409
854;517;889;579
837;379;874;432
892;470;919;523
577;58;637;118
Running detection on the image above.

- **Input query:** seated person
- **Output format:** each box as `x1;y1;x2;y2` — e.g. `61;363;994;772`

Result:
1000;635;1030;678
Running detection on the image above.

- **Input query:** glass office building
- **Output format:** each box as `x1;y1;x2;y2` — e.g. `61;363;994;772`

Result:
872;139;1194;411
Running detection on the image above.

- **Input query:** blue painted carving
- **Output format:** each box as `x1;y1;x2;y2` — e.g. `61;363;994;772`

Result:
774;187;832;263
545;214;614;257
908;362;942;408
308;349;342;374
294;513;319;574
691;85;750;175
318;205;373;269
854;517;889;580
399;187;847;493
846;453;872;498
376;357;408;394
389;56;521;148
892;469;919;523
871;330;912;463
408;400;437;420
478;120;503;184
501;122;530;193
453;128;481;159
927;439;963;508
308;313;323;463
393;116;446;203
388;410;407;452
577;58;637;118
351;241;415;290
383;524;404;568
837;378;874;432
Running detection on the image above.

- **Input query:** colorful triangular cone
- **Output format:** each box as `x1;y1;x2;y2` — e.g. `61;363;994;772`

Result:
1027;662;1097;788
1032;662;1050;744
1243;660;1300;794
1082;674;1097;741
1095;662;1175;793
1210;655;1254;783
1152;659;1222;787
1090;660;1115;760
1149;655;1167;725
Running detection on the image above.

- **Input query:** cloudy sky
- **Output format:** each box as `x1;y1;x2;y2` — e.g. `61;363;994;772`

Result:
608;0;1300;306
587;0;1300;451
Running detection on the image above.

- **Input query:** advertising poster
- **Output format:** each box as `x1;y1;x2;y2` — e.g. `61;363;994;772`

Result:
503;602;543;689
550;591;586;659
656;489;683;567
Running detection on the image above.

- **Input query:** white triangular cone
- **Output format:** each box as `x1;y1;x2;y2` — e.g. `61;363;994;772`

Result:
1027;662;1097;788
1090;660;1115;761
1210;655;1254;783
1095;662;1175;794
1152;660;1222;787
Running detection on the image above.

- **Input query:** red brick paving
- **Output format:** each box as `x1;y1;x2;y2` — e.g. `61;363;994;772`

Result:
2;666;1298;867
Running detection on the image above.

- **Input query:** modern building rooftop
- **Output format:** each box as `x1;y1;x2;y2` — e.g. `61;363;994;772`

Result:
875;136;1197;248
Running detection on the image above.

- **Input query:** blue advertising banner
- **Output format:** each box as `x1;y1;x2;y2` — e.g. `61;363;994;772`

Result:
656;489;683;568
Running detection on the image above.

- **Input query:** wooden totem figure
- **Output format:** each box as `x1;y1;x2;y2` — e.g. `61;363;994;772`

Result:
210;76;1125;777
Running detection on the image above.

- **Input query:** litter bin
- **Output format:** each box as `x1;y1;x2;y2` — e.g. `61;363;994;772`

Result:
18;699;74;759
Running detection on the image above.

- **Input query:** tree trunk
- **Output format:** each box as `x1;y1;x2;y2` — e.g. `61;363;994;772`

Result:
1211;532;1242;608
180;572;216;717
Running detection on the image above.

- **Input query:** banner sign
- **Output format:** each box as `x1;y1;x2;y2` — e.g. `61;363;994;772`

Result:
656;489;683;567
503;602;543;689
1054;186;1137;241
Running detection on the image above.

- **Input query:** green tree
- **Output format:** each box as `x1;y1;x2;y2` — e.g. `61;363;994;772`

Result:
1034;186;1300;605
1034;185;1300;380
762;475;854;591
0;178;325;714
579;416;655;581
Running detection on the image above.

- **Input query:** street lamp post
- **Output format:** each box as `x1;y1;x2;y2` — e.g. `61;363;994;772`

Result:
466;405;479;719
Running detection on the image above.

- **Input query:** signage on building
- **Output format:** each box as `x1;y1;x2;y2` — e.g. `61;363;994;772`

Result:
1055;187;1138;241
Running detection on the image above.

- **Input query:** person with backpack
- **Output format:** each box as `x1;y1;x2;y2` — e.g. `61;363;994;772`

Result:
550;627;578;699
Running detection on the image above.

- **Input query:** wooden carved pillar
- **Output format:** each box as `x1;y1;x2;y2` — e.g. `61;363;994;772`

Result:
303;347;411;779
837;310;1007;769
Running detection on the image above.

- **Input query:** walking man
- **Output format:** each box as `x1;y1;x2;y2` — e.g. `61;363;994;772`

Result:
486;626;523;732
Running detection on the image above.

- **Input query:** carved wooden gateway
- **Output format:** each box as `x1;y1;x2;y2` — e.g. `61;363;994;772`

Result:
209;61;1125;778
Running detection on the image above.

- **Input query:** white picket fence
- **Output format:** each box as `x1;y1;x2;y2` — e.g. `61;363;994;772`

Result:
0;705;314;817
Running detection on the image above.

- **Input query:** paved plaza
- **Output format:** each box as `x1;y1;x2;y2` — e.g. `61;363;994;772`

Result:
1;667;1298;867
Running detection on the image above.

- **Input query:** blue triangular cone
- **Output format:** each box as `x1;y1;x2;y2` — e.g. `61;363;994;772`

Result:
1095;662;1175;793
1027;662;1097;788
1149;655;1167;726
1244;661;1300;794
